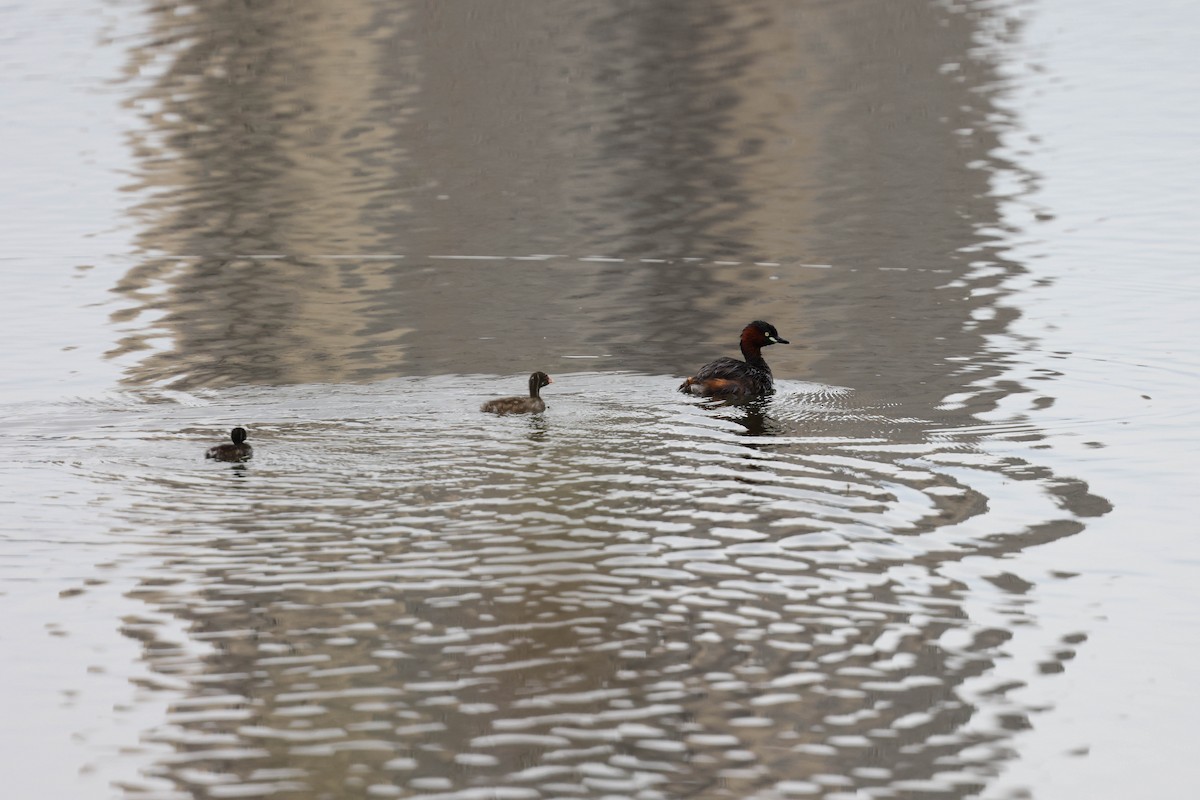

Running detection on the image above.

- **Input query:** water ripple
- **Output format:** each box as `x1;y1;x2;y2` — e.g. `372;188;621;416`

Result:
2;372;1107;799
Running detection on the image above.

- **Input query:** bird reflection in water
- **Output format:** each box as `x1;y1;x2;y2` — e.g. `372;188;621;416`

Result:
692;395;784;438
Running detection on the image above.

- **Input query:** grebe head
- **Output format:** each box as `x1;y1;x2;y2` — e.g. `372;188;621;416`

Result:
744;320;789;347
230;427;248;445
529;372;553;396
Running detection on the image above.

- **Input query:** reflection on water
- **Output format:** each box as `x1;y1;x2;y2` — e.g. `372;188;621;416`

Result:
111;0;1023;391
3;0;1125;797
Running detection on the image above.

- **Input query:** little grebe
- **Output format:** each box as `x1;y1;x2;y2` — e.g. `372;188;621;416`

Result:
481;372;553;415
679;320;789;400
206;427;253;461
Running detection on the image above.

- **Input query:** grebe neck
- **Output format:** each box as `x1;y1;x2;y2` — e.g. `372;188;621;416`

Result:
740;341;770;370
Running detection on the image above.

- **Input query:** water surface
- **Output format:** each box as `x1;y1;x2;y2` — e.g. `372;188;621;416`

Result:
2;0;1198;798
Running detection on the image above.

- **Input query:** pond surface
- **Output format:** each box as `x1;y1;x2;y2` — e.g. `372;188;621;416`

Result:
2;1;1198;799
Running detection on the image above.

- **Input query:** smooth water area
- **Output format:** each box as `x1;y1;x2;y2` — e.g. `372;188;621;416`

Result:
2;1;1199;799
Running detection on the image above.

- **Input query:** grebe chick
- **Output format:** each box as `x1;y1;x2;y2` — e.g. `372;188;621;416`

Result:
481;372;553;415
679;320;789;400
206;427;252;461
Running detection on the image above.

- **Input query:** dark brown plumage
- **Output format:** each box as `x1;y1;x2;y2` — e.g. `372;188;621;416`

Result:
679;320;789;400
206;427;252;461
481;372;553;415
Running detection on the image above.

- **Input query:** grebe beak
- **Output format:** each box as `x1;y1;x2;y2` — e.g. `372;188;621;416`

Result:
546;377;554;383
770;335;789;344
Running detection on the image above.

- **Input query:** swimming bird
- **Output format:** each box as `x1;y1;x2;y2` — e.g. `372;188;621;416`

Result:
481;372;553;415
679;320;788;400
206;427;252;461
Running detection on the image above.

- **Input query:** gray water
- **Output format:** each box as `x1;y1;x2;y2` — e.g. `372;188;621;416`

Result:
2;1;1199;799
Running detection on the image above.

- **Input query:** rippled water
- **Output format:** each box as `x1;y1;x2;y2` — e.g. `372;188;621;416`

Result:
3;0;1199;798
7;369;1109;798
